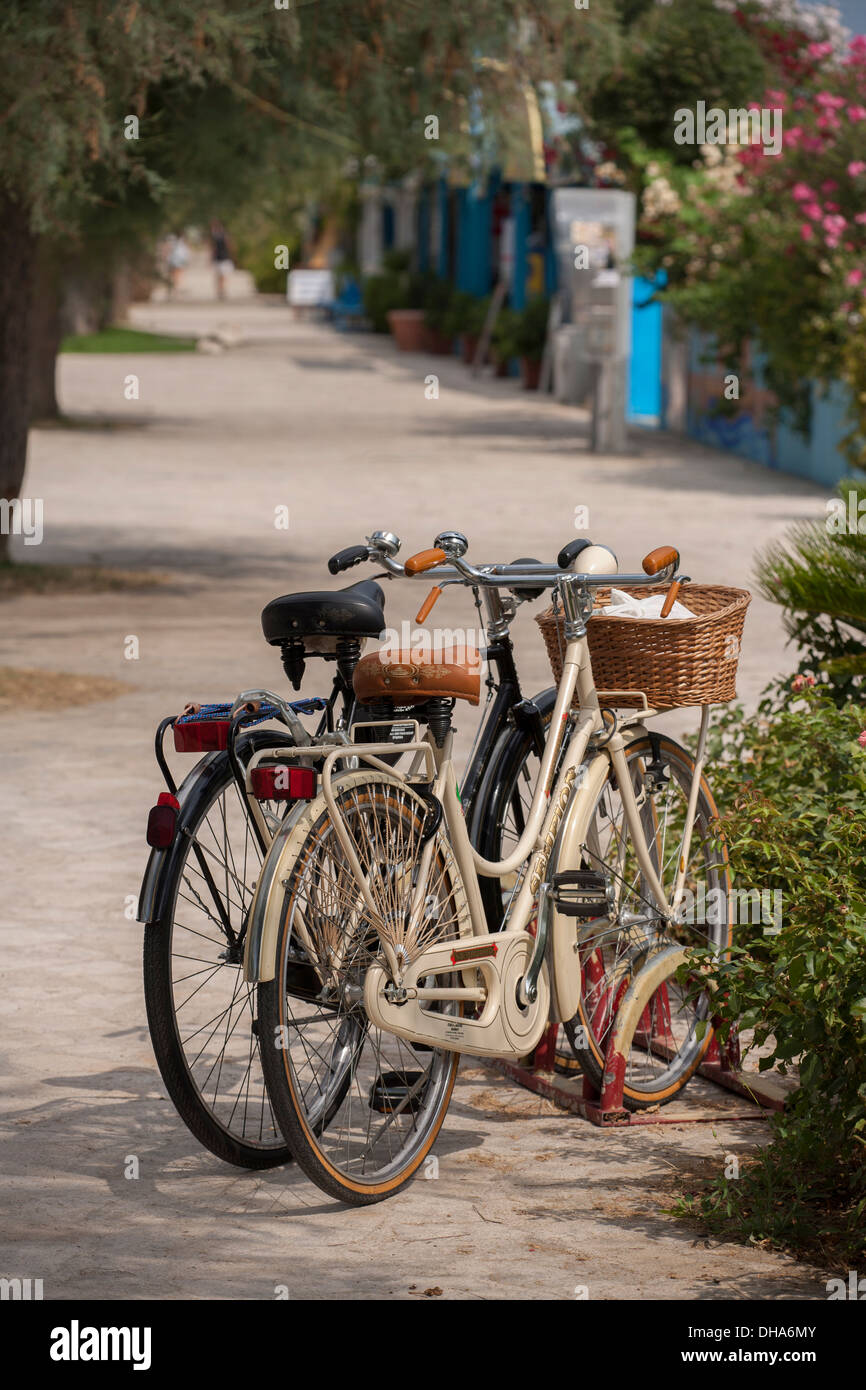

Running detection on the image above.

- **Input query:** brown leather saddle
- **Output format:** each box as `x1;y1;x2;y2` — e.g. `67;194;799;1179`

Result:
353;647;481;706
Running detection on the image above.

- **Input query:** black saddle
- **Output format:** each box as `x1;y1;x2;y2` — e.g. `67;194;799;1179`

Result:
261;579;385;646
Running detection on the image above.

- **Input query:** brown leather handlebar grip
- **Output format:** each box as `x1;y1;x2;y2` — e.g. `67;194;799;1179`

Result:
404;547;448;576
642;545;679;576
415;585;443;624
660;580;681;618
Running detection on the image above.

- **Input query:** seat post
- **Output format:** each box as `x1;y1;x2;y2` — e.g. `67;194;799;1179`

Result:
335;635;362;688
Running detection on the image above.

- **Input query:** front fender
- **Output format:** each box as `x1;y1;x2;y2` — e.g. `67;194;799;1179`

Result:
243;769;475;984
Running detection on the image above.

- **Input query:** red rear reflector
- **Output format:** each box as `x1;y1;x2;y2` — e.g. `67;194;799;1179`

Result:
147;792;180;848
173;720;231;752
250;765;316;802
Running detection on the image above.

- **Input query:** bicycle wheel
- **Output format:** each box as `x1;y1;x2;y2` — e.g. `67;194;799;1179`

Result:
563;733;731;1109
143;732;298;1168
258;774;464;1205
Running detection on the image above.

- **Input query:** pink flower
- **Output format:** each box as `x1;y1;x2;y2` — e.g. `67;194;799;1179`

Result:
816;93;846;109
791;675;815;692
855;212;866;225
803;135;824;152
800;223;814;241
850;36;866;61
847;269;864;286
803;202;823;220
784;125;804;147
766;90;787;109
823;214;848;235
849;161;866;177
858;731;866;749
821;179;839;192
792;182;814;201
824;202;841;213
817;113;841;130
809;42;834;60
848;106;866;122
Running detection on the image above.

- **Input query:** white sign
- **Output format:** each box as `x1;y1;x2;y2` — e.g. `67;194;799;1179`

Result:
287;269;335;307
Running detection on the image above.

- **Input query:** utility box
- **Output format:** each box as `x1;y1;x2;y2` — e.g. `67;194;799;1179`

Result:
551;188;636;451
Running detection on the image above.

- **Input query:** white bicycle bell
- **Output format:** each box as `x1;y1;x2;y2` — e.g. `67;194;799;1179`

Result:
573;543;618;577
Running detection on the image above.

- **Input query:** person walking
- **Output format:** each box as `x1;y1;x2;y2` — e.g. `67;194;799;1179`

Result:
209;219;234;301
166;232;190;295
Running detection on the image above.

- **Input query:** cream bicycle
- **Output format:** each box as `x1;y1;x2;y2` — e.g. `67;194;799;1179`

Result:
244;537;748;1202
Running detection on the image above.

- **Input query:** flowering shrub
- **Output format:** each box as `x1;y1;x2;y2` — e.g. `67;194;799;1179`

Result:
632;27;866;466
679;683;866;1262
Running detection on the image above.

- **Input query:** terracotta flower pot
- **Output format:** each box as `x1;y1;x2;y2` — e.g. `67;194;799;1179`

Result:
520;357;541;390
387;309;426;352
461;333;480;364
423;326;454;355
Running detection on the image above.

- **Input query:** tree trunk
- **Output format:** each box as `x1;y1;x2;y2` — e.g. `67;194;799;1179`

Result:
28;249;62;423
0;191;36;565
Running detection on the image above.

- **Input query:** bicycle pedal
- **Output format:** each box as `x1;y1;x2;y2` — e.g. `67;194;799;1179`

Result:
369;1070;425;1115
550;870;610;919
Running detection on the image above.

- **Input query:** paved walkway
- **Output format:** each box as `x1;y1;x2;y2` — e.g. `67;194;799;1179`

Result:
0;289;829;1299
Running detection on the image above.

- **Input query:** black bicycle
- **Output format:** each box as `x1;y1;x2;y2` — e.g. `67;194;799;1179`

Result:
139;528;587;1166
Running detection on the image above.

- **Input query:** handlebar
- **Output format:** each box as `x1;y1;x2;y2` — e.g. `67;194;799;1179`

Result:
329;532;682;593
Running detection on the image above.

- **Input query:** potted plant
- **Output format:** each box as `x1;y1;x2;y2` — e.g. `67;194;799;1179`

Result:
513;295;550;389
452;292;490;364
422;277;456;354
367;251;424;349
490;306;519;377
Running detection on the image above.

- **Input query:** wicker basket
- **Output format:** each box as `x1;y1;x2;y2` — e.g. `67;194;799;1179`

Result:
536;584;751;710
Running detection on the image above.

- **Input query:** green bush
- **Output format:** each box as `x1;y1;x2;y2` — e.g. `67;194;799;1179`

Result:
755;480;866;705
590;0;767;163
362;270;407;333
679;684;866;1263
513;295;550;362
234;233;301;295
423;277;456;337
490;306;519;365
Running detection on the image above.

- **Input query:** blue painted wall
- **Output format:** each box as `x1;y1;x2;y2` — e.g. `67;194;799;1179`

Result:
437;177;450;278
510;183;530;310
685;330;852;486
456;183;492;296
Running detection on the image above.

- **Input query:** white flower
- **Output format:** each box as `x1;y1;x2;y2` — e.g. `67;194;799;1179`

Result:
596;161;626;184
643;176;681;219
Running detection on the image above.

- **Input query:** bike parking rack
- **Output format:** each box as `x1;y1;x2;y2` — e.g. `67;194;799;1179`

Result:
487;944;786;1127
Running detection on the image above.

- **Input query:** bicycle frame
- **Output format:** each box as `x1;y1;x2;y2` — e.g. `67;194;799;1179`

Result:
243;585;712;1063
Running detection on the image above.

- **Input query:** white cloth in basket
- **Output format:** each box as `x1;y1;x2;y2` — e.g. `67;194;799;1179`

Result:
597;587;696;621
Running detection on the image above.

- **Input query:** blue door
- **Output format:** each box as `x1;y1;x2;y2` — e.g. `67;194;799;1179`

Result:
628;275;663;425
